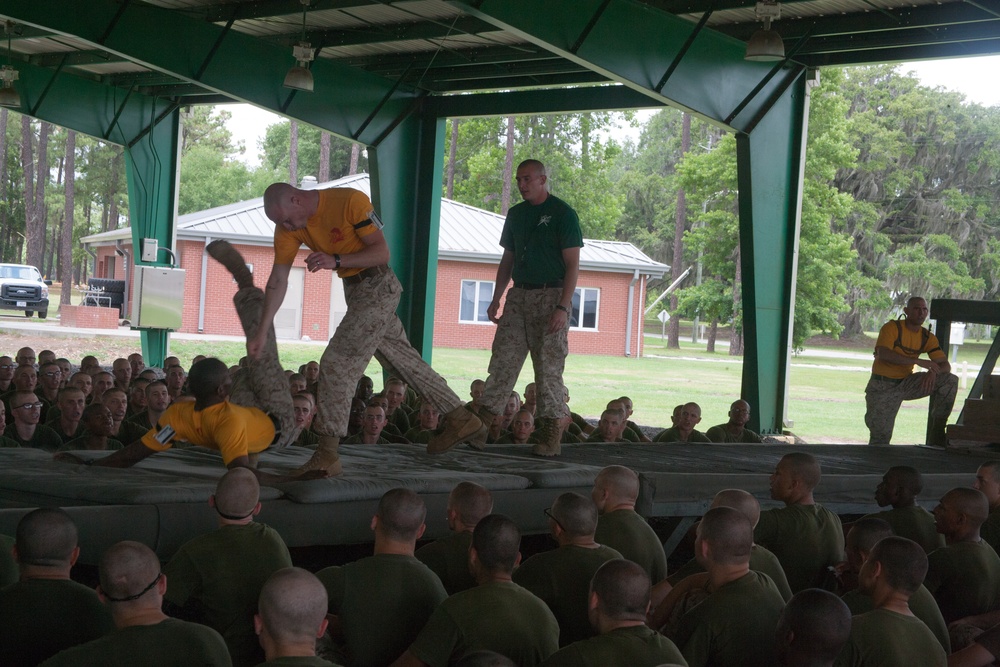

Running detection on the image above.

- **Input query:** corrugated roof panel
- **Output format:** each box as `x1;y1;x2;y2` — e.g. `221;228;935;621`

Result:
700;0;962;26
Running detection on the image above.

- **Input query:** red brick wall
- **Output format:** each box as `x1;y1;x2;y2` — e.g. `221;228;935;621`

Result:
432;259;648;357
60;304;120;329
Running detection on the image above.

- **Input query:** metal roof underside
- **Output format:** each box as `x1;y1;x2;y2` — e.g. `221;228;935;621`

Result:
1;0;996;115
82;172;669;276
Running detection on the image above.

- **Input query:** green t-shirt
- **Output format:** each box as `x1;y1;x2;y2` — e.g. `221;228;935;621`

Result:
754;503;844;593
409;581;559;667
46;419;85;444
834;608;946;667
585;428;639;443
0;577;114;667
666;545;792;602
415;530;477;595
403;427;432;445
163;522;292;667
115;419;149;446
704;424;762;443
39;617;232;667
593;510;668;584
0;533;16;588
58;436;124;451
652;427;711;444
859;505;943;554
924;540;1000;623
0;435;17;448
980;508;1000;555
841;585;950;653
541;625;686;667
500;194;584;285
673;571;785;667
342;433;389;445
6;423;63;452
296;428;321;448
255;657;341;667
513;544;623;647
317;553;447;667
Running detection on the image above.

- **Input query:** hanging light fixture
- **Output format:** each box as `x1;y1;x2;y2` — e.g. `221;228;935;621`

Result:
283;0;315;92
745;1;784;62
0;22;20;108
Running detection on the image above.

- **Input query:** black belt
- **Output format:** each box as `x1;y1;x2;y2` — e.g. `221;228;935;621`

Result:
268;413;282;445
870;373;904;385
343;264;390;286
513;280;563;290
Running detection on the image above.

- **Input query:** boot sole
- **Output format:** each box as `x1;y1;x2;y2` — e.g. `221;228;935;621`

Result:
427;416;485;454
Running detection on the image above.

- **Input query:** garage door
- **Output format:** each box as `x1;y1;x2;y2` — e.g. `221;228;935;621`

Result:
274;267;304;340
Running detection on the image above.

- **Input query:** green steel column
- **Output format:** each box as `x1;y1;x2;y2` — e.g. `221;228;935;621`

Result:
368;113;446;363
736;72;808;435
124;107;182;368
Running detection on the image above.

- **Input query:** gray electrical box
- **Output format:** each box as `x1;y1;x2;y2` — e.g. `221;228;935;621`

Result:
131;266;186;330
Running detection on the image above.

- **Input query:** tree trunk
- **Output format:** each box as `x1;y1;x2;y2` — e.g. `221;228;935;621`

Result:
289;120;299;185
318;131;330;182
349;143;360;175
26;121;50;271
21;116;35;265
60;130;76;306
446;119;459;199
730;244;744;356
707;317;719;353
500;116;515;215
104;147;123;232
0;108;8;260
581;113;591;171
667;112;691;349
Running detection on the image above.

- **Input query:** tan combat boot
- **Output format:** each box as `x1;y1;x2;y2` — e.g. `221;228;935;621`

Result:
531;417;562;457
206;240;254;289
427;406;486;454
465;405;496;451
295;435;343;476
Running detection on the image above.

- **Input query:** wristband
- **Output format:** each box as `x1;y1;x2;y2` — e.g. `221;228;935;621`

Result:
555;304;570;314
334;254;341;269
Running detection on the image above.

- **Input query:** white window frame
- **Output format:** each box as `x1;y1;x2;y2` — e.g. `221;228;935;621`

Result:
570;287;600;331
459;279;494;324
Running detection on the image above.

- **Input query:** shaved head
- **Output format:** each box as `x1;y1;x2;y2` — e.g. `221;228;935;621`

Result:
595;465;640;504
698;506;753;566
187;358;229;401
257;567;328;643
711;489;761;528
847;517;893;555
885;466;923;495
15;508;78;567
780;452;821;491
591;559;650;621
214;467;260;518
376;488;427;541
449;482;494;527
472;514;521;574
550;492;598;538
777;589;851;664
99;541;162;603
943;487;989;524
868;536;928;595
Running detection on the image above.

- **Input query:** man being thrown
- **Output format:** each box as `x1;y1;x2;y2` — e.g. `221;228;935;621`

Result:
466;159;584;457
249;182;480;474
706;399;762;443
865;296;957;446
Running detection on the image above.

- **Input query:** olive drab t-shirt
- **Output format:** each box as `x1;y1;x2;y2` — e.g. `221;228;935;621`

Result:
500;194;583;285
834;608;946;667
754;503;844;593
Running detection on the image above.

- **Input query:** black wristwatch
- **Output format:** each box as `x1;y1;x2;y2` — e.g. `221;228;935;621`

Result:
555;304;570;314
334;254;342;269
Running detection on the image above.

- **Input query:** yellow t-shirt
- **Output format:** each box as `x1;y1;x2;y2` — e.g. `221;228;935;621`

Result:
141;400;275;465
871;320;945;379
272;188;376;278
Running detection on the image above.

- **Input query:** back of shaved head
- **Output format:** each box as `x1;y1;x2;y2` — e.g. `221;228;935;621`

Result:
847;517;893;554
777;589;851;664
886;465;923;496
711;489;761;528
15;508;78;566
376;488;427;541
591;559;650;621
449;482;494;527
99;541;161;602
596;465;639;503
258;567;328;643
698;506;753;566
780;452;821;491
945;487;989;525
472;514;521;574
214;467;261;518
551;492;599;537
869;536;928;595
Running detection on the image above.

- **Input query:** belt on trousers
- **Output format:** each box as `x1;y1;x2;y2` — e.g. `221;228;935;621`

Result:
343;264;390;286
871;373;904;385
513;280;564;290
268;413;282;445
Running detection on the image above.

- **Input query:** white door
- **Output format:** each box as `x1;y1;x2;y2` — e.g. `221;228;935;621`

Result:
274;267;304;340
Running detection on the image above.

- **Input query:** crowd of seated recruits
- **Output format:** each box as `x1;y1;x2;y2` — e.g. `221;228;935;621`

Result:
5;455;1000;666
0;345;770;454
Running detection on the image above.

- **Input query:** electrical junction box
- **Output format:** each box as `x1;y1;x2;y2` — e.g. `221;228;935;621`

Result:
131;266;185;330
141;238;158;263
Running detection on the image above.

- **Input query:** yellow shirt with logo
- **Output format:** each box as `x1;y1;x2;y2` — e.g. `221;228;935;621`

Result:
872;320;945;379
272;188;376;279
141;400;275;465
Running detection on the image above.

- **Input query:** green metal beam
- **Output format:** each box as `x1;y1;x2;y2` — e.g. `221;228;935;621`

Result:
0;0;419;146
427;85;664;118
736;71;808;435
800;38;1000;67
450;0;798;133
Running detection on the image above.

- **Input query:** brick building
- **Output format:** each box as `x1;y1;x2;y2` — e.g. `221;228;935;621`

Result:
82;174;668;357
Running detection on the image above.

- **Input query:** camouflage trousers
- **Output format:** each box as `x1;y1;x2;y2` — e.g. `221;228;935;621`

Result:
314;267;462;438
864;371;958;446
480;287;569;421
228;286;300;448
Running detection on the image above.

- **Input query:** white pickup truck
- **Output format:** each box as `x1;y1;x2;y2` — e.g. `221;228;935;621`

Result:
0;263;51;319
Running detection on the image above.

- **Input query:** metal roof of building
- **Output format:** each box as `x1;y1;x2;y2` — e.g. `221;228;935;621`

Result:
83;173;668;277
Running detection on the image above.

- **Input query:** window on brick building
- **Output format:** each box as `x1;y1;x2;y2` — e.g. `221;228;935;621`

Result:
459;279;494;323
570;288;599;330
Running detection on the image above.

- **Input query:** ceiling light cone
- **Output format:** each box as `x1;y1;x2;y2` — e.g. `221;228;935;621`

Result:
283;66;314;92
745;28;785;61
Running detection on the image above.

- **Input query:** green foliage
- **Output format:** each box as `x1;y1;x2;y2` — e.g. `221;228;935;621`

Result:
260;120;365;181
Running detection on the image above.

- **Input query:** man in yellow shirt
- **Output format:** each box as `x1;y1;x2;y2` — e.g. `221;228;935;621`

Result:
865;296;957;446
246;182;482;476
